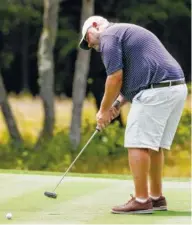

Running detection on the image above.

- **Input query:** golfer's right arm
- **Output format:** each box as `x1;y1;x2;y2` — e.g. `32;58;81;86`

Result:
99;35;127;119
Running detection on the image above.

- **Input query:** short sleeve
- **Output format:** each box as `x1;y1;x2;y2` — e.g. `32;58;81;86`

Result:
100;35;123;75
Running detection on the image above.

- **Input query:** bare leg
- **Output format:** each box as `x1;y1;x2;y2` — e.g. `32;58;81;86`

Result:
149;149;164;196
128;148;150;199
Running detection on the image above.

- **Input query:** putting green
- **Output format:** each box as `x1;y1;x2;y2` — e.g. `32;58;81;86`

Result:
0;172;191;224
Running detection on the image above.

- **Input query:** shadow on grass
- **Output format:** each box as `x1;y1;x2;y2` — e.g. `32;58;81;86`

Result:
154;210;191;217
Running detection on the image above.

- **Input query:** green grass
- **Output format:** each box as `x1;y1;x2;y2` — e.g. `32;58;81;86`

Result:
0;171;191;224
0;169;190;181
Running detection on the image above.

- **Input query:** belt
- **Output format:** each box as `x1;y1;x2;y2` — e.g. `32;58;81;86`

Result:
149;80;185;89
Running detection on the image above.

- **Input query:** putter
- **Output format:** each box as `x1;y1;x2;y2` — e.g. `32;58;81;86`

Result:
44;128;100;199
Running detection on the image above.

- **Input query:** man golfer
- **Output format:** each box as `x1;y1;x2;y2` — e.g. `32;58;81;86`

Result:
79;16;187;214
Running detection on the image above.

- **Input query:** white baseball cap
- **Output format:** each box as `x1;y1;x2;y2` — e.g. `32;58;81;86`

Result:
79;16;108;50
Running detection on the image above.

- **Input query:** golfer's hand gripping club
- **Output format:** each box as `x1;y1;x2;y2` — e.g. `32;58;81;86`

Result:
96;100;121;131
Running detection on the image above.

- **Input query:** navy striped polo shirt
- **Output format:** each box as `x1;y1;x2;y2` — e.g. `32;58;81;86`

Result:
99;23;185;102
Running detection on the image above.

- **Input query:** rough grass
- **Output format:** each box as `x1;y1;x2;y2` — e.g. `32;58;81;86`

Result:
0;96;97;142
0;94;190;141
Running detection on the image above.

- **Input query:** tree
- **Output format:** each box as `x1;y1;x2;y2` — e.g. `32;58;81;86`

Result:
20;0;30;92
36;0;59;147
0;0;42;92
70;0;94;148
0;71;22;142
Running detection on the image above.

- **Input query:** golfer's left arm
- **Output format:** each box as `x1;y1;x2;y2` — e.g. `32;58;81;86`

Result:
100;69;123;113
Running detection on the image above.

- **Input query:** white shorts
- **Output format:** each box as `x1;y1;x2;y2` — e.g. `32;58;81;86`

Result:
124;84;188;151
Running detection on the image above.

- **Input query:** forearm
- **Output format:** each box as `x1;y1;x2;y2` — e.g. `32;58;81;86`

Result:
100;75;122;112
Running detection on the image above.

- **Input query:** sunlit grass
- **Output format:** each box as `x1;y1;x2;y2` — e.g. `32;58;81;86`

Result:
0;93;191;142
0;96;97;142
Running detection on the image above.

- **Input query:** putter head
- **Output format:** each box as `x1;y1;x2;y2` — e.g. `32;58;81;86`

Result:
44;191;57;199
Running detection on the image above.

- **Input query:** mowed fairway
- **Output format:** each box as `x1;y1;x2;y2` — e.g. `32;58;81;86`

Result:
0;172;191;224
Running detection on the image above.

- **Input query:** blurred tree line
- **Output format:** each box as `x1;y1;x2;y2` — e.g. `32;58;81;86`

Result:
0;0;191;147
0;0;190;95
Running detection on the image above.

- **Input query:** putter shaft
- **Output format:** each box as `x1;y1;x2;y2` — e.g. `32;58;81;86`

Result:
53;129;99;192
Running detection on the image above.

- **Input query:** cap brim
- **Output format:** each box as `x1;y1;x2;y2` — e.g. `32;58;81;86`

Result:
79;36;90;50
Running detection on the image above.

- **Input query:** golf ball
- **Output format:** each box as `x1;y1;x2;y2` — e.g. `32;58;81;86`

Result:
6;213;12;220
